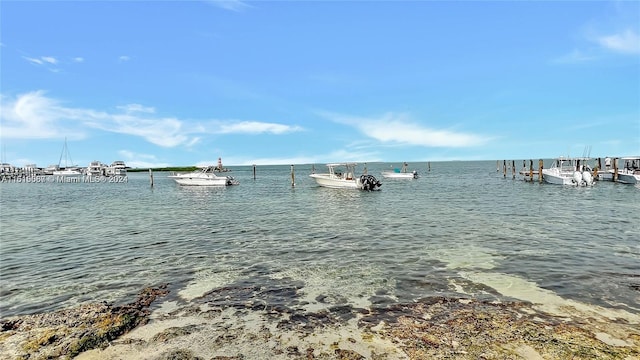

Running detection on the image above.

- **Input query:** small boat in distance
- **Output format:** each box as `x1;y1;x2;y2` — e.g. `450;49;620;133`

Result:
617;156;640;184
168;166;239;186
542;157;594;186
381;162;418;179
309;163;381;191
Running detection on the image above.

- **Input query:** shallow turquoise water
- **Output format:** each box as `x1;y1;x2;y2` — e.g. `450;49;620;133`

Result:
1;161;638;317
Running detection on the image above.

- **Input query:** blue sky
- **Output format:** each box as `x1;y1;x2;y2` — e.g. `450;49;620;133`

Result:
1;1;639;168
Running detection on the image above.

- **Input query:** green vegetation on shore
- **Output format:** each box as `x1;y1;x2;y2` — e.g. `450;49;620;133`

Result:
127;166;199;172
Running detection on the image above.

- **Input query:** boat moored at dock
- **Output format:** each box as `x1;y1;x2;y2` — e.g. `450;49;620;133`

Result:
617;157;640;184
542;157;594;186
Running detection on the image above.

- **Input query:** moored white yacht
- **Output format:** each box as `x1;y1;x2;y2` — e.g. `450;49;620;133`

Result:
309;163;382;190
86;161;106;177
542;157;594;186
616;156;640;184
106;161;127;176
168;166;238;186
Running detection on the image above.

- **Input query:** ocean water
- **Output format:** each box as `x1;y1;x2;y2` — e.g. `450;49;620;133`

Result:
1;161;639;319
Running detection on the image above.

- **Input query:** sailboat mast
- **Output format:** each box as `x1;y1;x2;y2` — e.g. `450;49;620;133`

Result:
58;137;75;168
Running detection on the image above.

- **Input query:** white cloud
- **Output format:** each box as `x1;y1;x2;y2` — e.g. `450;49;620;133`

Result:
595;29;640;54
96;114;189;147
23;56;58;66
41;56;57;64
117;104;156;114
0;92;303;149
23;57;43;65
0;91;192;147
320;111;491;148
218;121;304;134
116;150;170;168
119;55;130;62
0;91;86;139
73;57;84;63
204;0;251;12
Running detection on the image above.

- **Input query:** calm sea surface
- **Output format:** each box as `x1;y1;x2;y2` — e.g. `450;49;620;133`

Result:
1;161;639;318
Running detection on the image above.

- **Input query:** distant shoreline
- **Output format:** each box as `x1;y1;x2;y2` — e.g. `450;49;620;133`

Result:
127;166;199;172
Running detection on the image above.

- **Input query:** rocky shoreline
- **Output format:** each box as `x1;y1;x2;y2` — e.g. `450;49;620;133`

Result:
1;284;639;360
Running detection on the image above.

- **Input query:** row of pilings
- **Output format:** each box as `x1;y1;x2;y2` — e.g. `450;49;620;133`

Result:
498;157;623;182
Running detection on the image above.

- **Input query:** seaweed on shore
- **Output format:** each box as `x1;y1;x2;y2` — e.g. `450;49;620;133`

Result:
0;285;168;359
359;296;640;359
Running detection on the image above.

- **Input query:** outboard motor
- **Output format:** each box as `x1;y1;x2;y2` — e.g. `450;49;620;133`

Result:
226;176;239;186
572;171;582;185
359;174;382;191
582;171;593;186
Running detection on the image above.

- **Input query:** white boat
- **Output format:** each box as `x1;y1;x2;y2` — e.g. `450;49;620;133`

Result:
52;138;83;178
86;161;106;177
106;161;127;176
381;162;418;179
594;157;614;181
309;163;381;190
168;166;239;186
617;156;640;184
542;157;594;186
43;164;59;175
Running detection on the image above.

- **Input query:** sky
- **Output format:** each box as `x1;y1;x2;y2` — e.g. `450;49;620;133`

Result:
1;0;639;168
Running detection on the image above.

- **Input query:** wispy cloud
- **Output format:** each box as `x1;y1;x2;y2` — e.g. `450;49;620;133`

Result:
0;91;304;148
118;55;130;63
72;57;84;63
319;111;492;148
595;29;640;54
117;104;156;114
203;0;251;12
218;121;304;135
553;49;597;64
23;56;58;66
117;150;170;168
0;91;86;139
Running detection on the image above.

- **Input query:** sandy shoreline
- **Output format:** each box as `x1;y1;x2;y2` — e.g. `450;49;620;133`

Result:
1;283;639;360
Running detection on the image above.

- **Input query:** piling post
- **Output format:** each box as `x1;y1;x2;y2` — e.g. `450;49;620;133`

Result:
428;162;431;172
253;164;256;180
512;160;516;179
529;160;533;181
290;165;295;187
613;158;618;182
538;159;543;182
496;160;499;172
149;168;154;187
503;160;507;178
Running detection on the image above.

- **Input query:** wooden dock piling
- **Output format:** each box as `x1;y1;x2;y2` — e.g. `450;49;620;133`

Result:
290;165;295;187
253;164;256;180
149;168;154;187
538;159;543;182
